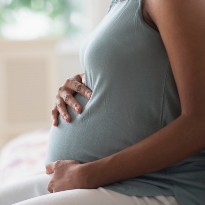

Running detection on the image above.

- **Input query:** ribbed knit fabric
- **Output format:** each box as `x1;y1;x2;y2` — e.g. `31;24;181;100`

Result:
46;1;205;204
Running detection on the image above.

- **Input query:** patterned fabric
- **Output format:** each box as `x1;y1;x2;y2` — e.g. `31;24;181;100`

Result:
0;130;49;186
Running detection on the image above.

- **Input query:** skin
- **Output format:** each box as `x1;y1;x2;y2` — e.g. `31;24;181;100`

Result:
47;0;205;193
52;74;92;125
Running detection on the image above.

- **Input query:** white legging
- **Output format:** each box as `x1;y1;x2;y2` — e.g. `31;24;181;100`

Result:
0;173;180;205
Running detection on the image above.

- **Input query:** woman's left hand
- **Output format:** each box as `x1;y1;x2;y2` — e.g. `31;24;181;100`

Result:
46;160;91;193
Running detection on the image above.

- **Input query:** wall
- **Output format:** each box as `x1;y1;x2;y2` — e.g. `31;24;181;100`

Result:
0;40;59;148
0;0;110;148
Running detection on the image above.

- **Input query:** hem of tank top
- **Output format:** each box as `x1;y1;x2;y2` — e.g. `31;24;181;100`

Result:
137;0;160;35
172;188;184;205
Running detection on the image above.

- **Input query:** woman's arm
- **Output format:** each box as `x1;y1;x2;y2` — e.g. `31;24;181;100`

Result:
84;115;205;187
81;0;205;188
46;0;205;192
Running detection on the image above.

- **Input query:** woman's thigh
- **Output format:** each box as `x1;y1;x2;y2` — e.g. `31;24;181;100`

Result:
0;173;51;205
13;187;180;205
0;173;180;205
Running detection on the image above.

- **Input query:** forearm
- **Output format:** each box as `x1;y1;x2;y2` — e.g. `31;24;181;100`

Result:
83;114;205;187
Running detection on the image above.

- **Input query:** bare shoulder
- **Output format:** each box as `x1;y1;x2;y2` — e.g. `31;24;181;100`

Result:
144;0;205;31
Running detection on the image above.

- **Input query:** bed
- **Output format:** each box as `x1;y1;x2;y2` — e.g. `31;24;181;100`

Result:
0;129;49;186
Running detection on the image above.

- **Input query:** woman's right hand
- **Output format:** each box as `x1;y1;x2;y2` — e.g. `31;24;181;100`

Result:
52;73;92;126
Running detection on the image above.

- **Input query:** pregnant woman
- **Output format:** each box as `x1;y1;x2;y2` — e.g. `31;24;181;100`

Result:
1;0;205;204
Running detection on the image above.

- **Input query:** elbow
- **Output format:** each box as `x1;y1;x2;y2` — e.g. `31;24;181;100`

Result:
181;110;205;123
181;104;205;122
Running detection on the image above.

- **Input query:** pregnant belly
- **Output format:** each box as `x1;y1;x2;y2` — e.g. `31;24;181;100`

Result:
45;93;153;165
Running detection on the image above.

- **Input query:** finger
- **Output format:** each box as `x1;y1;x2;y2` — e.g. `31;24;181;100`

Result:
60;91;82;114
46;160;62;174
45;163;55;175
80;73;86;85
56;95;71;122
51;106;59;126
66;78;92;100
58;86;82;113
47;182;54;193
53;160;78;169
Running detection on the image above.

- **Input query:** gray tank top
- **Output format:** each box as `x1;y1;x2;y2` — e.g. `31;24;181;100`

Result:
46;0;205;204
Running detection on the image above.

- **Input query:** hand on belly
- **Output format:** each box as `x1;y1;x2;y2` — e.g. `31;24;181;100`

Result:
51;74;92;125
46;160;93;192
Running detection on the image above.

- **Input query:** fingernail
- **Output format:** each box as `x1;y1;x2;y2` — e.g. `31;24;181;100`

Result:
53;121;58;126
86;91;92;99
66;119;71;123
64;116;70;122
74;104;80;113
66;117;71;123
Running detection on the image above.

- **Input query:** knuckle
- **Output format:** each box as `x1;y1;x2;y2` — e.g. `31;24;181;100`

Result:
65;95;73;106
55;160;62;168
75;74;81;82
56;96;63;104
66;78;71;83
65;159;78;165
56;102;63;108
70;160;78;164
66;78;73;86
58;86;67;94
75;83;82;92
64;94;72;103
